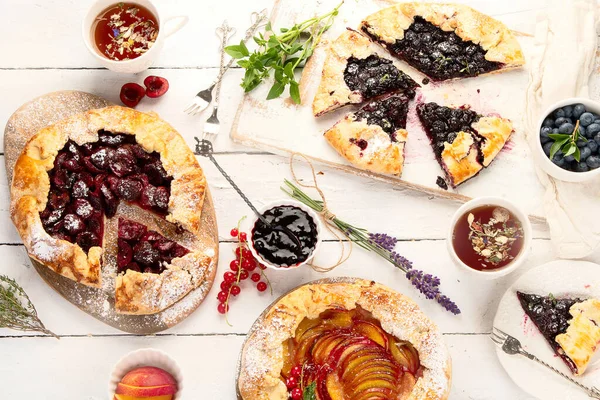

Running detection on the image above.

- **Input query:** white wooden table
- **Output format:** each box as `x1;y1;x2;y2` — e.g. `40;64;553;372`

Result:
0;0;584;398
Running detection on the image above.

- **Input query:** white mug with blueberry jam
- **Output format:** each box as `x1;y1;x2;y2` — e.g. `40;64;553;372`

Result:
82;0;188;73
535;98;600;182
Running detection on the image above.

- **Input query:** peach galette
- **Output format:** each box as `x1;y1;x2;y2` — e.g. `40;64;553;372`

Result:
238;279;451;400
10;106;215;315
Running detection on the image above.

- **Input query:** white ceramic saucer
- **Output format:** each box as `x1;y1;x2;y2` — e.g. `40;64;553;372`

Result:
493;260;600;400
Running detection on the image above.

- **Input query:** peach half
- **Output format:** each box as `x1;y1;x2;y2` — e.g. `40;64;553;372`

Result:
115;366;178;400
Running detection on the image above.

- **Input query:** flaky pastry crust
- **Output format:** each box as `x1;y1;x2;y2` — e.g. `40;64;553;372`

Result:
238;279;451;400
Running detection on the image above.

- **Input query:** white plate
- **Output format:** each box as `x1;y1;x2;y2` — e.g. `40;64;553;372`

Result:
493;260;600;400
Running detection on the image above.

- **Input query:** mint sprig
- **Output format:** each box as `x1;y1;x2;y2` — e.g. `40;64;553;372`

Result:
303;382;316;400
225;2;343;104
549;119;586;161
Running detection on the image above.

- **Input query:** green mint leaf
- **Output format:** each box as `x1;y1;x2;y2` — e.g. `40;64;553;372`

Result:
265;21;272;32
274;67;284;82
548;134;570;141
267;81;285;100
238;41;250;57
267;35;280;48
563;144;577;157
280;27;289;33
290;81;301;104
225;45;246;59
284;62;295;79
574;146;581;162
549;141;565;160
303;382;317;400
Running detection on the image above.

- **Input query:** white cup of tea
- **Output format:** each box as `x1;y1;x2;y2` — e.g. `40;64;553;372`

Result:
82;0;188;73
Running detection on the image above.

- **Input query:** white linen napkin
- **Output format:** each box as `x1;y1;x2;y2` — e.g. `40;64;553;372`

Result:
524;0;600;258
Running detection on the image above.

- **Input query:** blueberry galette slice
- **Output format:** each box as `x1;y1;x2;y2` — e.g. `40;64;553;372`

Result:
324;93;412;176
360;3;525;81
517;292;600;376
313;29;418;117
10;106;214;314
417;102;513;187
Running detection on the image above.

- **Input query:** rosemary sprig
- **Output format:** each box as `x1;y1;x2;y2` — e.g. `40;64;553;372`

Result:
0;275;58;338
226;2;343;104
281;180;461;314
549;119;587;161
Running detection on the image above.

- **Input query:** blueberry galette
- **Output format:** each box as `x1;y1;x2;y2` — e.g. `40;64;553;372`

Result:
517;292;600;376
313;29;418;117
10;106;214;314
417;102;513;187
238;279;451;400
360;3;525;81
324;93;412;176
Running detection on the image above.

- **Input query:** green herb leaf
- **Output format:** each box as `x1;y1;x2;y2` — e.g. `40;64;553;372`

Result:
267;81;285;100
574;146;581;162
265;21;272;32
549;138;569;159
225;42;249;59
303;382;317;400
548;134;570;141
290;81;301;104
563;144;577;157
284;62;295;79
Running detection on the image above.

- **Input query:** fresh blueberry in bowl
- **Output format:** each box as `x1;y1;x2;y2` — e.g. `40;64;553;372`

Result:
536;98;600;182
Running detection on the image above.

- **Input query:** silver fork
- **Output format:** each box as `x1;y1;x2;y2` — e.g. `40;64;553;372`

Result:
491;327;600;399
184;9;268;116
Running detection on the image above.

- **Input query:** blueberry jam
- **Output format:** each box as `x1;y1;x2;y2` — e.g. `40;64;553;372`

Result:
362;17;502;81
417;102;481;157
344;55;418;99
117;218;189;274
354;93;412;139
517;291;581;373
40;130;173;253
251;206;318;268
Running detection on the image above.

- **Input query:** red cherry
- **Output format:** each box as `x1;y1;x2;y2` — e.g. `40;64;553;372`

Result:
290;366;302;378
291;388;302;400
217;302;228;314
120;83;145;108
257;282;267;292
251;273;261;282
230;228;239;237
217;291;228;303
230;260;240;272
239;232;247;242
143;75;169;98
220;281;232;291
285;376;297;390
230;285;241;296
223;271;236;284
239;270;249;280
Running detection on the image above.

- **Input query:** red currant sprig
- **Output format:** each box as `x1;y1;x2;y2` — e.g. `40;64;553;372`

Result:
286;364;304;399
217;219;272;324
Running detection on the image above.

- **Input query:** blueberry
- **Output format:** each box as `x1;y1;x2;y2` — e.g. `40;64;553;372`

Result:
595;132;600;145
558;123;574;134
543;142;553;156
552;128;559;134
573;104;586;118
552;154;566;167
594;119;600;125
554;108;566;118
574;161;590;172
562;105;574;118
540;126;552;142
564;154;575;163
580;146;592;160
555;117;572;127
579;125;586;138
587;123;600;137
588;140;598;153
586;155;600;169
577;138;587;147
543;117;555;127
580;112;595;127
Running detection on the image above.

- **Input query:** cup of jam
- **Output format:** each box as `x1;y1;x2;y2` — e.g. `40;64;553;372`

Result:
246;200;321;270
82;0;188;73
447;197;532;279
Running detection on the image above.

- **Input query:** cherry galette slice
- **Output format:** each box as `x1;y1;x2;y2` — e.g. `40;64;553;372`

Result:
313;29;418;117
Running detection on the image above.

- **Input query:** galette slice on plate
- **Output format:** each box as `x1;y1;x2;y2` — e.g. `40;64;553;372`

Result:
416;101;513;187
313;28;418;117
517;291;600;376
359;3;525;81
324;92;412;176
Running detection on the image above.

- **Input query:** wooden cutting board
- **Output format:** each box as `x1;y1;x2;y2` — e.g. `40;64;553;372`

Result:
4;90;219;334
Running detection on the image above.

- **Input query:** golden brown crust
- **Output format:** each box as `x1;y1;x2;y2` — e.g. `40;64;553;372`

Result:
313;29;383;117
441;131;483;186
238;279;451;400
324;114;406;176
555;299;600;376
360;3;525;69
472;116;514;167
10;106;210;313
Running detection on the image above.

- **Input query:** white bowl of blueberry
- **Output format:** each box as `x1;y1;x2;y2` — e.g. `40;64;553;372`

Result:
536;98;600;182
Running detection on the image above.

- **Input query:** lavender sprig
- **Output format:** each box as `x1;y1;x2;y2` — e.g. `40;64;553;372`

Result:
282;179;461;315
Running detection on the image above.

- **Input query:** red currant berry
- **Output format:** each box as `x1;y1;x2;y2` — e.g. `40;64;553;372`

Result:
290;365;302;378
285;376;297;390
251;273;261;282
220;281;232;291
229;260;240;272
239;232;247;242
223;271;236;284
291;388;302;400
242;249;252;260
230;228;238;237
259;263;267;270
217;291;228;303
234;247;242;257
242;258;255;271
217;302;229;314
240;270;249;280
257;281;268;292
230;285;241;296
